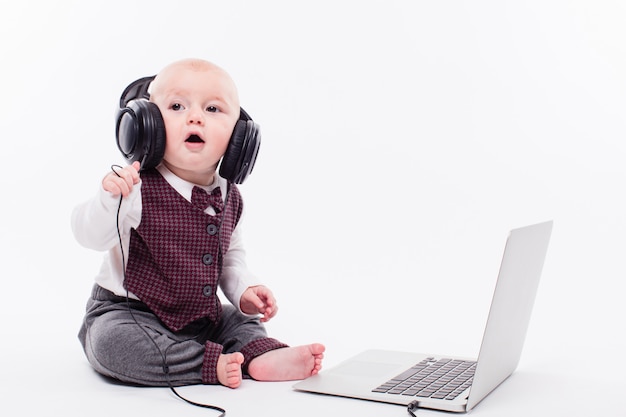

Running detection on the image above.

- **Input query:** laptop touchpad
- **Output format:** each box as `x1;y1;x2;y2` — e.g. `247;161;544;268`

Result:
332;360;400;378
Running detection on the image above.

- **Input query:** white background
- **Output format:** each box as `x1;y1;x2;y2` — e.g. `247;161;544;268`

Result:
1;1;625;416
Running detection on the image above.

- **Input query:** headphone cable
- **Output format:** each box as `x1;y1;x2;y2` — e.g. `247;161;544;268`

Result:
111;165;226;415
407;400;420;416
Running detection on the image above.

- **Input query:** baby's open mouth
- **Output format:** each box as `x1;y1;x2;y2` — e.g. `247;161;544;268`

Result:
186;134;205;143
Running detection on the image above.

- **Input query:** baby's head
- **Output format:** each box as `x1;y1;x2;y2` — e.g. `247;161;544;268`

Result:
149;58;242;185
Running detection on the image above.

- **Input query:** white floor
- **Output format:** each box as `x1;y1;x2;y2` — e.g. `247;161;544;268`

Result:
7;328;624;417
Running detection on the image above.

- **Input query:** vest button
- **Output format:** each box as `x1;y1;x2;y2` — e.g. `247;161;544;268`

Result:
202;253;213;265
206;224;218;235
202;285;212;297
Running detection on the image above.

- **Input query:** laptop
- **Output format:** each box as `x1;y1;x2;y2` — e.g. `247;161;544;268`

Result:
294;221;553;413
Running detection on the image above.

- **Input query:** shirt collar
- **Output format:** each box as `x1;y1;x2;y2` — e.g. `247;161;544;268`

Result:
155;164;226;203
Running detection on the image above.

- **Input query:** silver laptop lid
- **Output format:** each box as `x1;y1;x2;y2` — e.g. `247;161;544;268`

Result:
467;221;552;410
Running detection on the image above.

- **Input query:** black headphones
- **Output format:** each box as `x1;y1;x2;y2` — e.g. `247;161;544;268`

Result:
115;75;261;184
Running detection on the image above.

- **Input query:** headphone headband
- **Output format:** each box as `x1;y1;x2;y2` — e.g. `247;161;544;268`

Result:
119;75;155;108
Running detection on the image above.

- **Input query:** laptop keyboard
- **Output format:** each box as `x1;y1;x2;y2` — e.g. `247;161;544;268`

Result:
372;357;476;400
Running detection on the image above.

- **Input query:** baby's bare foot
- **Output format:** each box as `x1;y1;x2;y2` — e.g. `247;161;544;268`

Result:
217;352;244;388
248;343;325;381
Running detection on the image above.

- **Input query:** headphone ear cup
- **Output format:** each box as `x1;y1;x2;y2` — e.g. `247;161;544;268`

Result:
219;119;247;182
219;119;261;184
115;99;166;170
141;102;166;170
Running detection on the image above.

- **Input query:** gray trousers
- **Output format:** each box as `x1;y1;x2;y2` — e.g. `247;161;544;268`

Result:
78;284;285;386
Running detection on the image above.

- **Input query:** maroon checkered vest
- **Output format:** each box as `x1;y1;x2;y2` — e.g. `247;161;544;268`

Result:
124;169;243;332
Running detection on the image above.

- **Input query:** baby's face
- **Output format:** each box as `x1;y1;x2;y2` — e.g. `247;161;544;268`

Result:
150;62;240;185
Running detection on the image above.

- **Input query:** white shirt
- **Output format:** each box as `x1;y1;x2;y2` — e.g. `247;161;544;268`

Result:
71;164;261;312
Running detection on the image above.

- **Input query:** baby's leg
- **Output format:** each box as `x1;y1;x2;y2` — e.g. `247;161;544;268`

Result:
247;343;325;381
216;352;244;388
80;293;208;386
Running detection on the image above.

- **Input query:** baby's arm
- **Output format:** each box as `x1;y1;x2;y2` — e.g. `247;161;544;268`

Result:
71;162;142;251
220;217;277;321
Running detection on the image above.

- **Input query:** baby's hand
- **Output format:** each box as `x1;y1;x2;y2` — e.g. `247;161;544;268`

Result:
102;161;141;197
240;285;278;322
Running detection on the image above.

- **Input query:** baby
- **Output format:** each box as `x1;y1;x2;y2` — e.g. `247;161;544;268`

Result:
72;58;324;388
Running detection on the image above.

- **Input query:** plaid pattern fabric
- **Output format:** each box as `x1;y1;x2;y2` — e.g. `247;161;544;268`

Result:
124;169;243;331
201;341;225;384
191;186;224;212
200;338;289;384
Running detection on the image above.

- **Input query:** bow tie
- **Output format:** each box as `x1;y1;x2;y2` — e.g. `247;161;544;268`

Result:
191;186;224;213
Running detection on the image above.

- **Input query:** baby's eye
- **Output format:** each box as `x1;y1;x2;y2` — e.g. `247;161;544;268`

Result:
206;106;219;113
171;103;184;111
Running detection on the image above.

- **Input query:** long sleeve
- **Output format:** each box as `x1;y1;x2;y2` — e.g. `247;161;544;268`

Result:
219;218;263;312
71;181;143;297
71;183;142;251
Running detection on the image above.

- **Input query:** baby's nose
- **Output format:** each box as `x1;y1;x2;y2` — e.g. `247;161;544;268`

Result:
187;108;204;125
